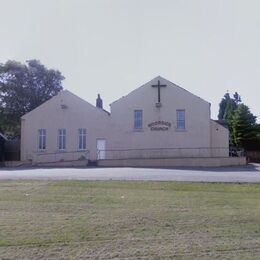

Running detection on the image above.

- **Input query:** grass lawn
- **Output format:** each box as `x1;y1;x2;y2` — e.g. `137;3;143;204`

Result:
0;180;260;259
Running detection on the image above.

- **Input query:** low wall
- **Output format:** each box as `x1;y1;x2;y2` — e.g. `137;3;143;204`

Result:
102;147;229;160
98;157;247;167
34;159;88;167
32;151;90;164
4;161;32;167
4;159;88;168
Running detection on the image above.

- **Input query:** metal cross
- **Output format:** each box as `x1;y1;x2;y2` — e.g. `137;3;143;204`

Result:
152;80;167;103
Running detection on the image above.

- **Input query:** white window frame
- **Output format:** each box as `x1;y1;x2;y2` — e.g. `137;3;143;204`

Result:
134;110;143;129
58;129;66;150
38;129;46;150
176;109;185;130
78;128;86;150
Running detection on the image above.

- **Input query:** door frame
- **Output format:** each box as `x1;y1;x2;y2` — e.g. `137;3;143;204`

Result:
96;138;106;160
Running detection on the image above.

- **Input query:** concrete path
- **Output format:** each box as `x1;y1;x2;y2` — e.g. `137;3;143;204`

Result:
0;164;260;182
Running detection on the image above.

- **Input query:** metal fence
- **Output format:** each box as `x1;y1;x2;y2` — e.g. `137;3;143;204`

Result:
97;147;234;160
33;147;245;162
33;150;90;163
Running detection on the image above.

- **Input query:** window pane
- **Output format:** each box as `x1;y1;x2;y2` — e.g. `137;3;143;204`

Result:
83;136;86;149
134;110;142;129
58;129;66;150
177;111;185;120
177;110;185;129
38;136;42;149
63;135;66;149
78;128;86;149
79;136;82;149
38;129;46;150
59;135;62;149
42;136;46;149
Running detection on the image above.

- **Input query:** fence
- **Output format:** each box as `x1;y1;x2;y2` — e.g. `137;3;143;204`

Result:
33;150;90;164
4;140;20;161
26;147;247;163
0;139;5;163
246;151;260;163
97;147;234;160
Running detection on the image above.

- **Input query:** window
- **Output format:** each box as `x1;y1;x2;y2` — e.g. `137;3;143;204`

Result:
176;110;185;130
58;129;66;150
38;129;46;150
134;110;143;129
78;128;86;150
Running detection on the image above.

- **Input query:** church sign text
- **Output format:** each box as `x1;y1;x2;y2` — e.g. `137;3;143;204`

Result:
148;121;171;131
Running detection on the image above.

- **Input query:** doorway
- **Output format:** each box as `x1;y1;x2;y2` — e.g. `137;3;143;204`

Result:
96;139;106;160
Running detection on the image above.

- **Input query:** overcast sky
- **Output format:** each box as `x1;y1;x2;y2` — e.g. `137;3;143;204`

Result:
0;0;259;120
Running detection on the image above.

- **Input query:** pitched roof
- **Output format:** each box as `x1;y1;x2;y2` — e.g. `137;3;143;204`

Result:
110;76;210;106
21;90;110;119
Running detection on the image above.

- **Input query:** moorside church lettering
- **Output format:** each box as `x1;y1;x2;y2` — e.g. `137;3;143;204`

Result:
148;121;171;131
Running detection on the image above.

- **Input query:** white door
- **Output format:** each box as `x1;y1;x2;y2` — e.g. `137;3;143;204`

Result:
97;139;106;160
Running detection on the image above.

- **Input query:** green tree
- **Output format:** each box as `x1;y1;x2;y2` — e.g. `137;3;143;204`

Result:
231;104;258;148
218;92;241;122
0;60;64;137
218;93;230;120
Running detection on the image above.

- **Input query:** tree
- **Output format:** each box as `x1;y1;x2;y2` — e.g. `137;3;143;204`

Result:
217;92;260;149
218;93;230;120
218;92;241;122
0;60;64;137
231;104;258;148
233;92;241;103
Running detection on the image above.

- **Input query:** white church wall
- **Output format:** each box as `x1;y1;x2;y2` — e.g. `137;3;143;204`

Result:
21;90;110;162
20;76;230;163
210;120;229;157
109;77;212;156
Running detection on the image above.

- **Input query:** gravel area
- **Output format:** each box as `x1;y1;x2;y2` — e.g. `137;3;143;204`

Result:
0;164;260;182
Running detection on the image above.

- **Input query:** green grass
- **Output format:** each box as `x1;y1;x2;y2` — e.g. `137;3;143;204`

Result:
0;180;260;259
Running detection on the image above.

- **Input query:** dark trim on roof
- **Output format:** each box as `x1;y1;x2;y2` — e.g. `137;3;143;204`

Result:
213;120;229;129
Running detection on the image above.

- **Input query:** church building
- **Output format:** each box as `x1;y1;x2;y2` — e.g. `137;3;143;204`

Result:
20;76;245;167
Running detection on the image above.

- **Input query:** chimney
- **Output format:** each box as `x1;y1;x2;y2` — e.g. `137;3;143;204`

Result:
96;94;103;109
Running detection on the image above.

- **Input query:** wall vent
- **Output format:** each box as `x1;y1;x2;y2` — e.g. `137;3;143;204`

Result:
61;104;68;109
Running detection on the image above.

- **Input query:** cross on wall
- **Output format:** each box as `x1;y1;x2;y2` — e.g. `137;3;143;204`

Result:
152;80;167;103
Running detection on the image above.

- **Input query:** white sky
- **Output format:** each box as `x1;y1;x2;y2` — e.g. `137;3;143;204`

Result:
0;0;259;120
